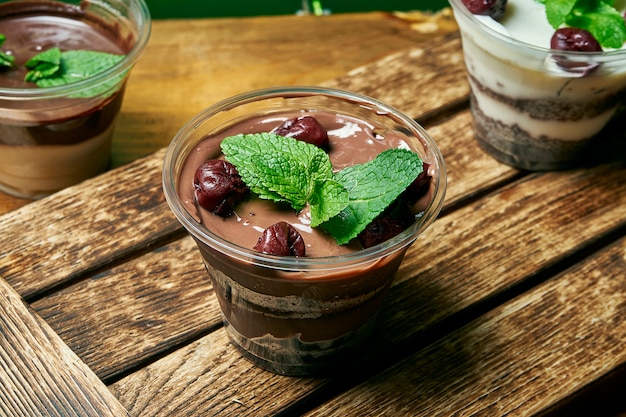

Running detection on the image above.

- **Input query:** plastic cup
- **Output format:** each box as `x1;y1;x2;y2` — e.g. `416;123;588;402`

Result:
449;0;626;171
0;0;151;198
162;87;446;376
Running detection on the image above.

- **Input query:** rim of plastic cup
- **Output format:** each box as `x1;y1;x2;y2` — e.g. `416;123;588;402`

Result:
448;0;626;59
162;86;447;270
0;0;151;99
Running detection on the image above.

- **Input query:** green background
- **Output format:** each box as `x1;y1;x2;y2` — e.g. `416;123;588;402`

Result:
144;1;449;19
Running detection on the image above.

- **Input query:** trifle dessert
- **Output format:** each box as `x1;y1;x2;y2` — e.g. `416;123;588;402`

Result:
449;0;626;170
0;0;150;198
162;87;446;376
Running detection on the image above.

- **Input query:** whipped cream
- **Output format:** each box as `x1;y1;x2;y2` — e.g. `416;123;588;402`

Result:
476;0;626;51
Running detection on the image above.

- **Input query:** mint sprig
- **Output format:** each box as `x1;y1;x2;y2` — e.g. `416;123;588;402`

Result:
221;133;349;227
322;148;423;244
221;133;424;244
0;34;15;69
25;47;125;97
24;47;61;81
539;0;626;48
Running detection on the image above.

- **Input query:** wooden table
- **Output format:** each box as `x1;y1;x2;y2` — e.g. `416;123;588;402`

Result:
1;10;626;417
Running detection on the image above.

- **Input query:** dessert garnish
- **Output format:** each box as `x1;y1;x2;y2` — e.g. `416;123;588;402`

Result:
194;159;250;216
460;0;626;50
0;33;125;95
0;34;15;69
219;131;425;246
539;0;626;49
461;0;507;20
24;47;125;96
550;27;602;51
253;221;306;256
272;115;330;148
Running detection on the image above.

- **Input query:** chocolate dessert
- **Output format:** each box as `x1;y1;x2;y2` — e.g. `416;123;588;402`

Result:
163;88;447;375
0;0;149;198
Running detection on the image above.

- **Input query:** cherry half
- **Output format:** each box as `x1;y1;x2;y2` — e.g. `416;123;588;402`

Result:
253;221;306;256
550;28;602;74
358;200;415;249
461;0;507;20
273;115;329;148
401;162;431;205
194;159;249;216
550;28;602;52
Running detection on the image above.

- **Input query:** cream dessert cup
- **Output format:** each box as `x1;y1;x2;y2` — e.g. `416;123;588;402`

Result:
0;0;151;198
449;0;626;171
162;87;446;376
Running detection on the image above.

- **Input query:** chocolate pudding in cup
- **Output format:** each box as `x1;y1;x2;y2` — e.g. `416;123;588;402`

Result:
162;87;446;376
0;0;150;198
449;0;626;171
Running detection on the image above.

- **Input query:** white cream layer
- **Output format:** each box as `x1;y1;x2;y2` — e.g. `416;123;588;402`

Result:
489;0;626;51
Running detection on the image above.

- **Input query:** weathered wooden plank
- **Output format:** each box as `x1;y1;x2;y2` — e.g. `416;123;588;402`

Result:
0;34;507;301
0;276;129;417
106;162;626;416
30;104;516;384
31;236;220;382
323;32;468;121
422;109;520;209
112;13;460;168
0;149;181;299
110;330;323;417
302;236;626;417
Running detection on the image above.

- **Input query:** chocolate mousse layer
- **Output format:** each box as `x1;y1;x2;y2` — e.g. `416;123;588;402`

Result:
199;241;406;375
180;111;431;257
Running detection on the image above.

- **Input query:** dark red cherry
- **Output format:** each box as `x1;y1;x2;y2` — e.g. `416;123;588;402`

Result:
253;221;306;256
358;217;407;249
273;115;329;148
461;0;507;20
358;200;414;249
550;28;602;52
194;159;249;216
401;162;431;205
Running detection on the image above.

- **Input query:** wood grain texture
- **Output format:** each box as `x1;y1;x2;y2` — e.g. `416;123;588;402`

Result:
0;276;129;417
1;13;625;417
303;236;626;416
0;150;181;299
0;10;459;216
113;12;459;168
32;236;219;382
4;34;517;385
106;162;626;416
323;32;468;121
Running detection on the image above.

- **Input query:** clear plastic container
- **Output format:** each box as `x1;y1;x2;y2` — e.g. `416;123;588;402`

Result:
0;0;151;198
162;86;446;375
449;0;626;170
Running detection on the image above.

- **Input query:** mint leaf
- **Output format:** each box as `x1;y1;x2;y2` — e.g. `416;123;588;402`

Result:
221;134;425;244
25;48;125;97
221;133;349;227
24;47;62;82
541;0;626;48
544;0;577;28
308;178;350;227
0;33;15;69
566;2;626;49
321;148;423;245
